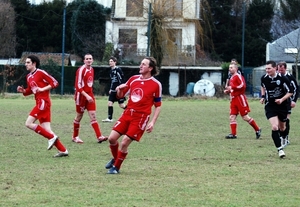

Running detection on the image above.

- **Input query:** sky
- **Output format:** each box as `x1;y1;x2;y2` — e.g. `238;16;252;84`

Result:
29;0;111;7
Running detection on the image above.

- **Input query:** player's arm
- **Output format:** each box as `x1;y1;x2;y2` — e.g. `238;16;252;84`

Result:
37;71;59;92
260;86;266;104
116;83;128;99
146;105;161;133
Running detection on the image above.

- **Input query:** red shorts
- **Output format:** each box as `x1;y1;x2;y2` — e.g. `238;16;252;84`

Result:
113;109;150;141
75;93;96;113
230;94;250;116
29;98;51;124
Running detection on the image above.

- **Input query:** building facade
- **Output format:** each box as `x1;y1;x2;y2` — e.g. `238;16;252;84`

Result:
105;0;201;65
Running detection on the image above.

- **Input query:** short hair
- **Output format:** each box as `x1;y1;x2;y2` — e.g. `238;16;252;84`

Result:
266;60;276;68
110;56;117;63
27;55;40;68
84;53;93;59
231;58;238;63
230;63;238;69
145;57;159;76
278;61;287;69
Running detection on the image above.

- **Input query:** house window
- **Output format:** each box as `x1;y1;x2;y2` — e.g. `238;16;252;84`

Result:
119;29;137;44
126;0;143;17
119;29;138;57
155;0;183;17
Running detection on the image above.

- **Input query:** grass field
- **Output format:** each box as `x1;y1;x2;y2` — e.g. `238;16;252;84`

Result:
1;95;300;207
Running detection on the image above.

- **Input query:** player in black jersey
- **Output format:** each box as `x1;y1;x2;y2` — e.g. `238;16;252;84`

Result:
277;61;299;147
102;57;126;122
260;60;293;158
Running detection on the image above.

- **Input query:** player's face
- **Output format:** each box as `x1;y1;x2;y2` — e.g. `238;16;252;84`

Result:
109;59;116;68
277;65;286;75
228;64;237;74
265;64;276;76
25;58;36;72
139;59;152;75
84;55;93;67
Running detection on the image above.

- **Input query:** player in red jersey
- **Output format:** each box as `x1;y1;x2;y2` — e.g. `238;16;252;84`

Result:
224;63;261;139
105;57;162;174
72;53;107;144
17;55;68;157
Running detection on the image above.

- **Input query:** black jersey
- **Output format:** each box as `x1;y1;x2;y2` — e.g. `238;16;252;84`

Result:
261;73;293;106
109;67;125;91
283;72;299;103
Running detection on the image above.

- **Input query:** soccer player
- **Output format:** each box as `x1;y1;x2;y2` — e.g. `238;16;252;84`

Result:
102;56;126;123
224;63;261;139
72;54;107;144
277;61;298;147
17;55;68;157
105;57;162;174
260;60;293;158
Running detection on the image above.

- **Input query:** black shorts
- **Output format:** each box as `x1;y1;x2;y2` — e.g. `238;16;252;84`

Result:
265;104;288;122
108;91;126;104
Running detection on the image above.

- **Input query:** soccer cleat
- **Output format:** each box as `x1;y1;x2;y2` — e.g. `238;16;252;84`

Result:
53;150;69;158
256;128;262;139
97;135;108;143
105;158;115;169
102;118;113;123
107;166;119;174
278;149;285;158
47;135;58;150
72;136;84;143
225;134;237;139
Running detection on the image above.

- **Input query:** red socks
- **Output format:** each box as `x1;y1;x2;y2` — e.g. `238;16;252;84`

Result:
34;125;54;139
73;119;80;138
248;118;260;131
114;150;128;170
230;121;237;135
110;142;119;159
91;120;101;138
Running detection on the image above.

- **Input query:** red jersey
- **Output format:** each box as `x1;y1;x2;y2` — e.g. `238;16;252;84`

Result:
23;68;59;102
229;73;246;97
122;75;162;115
75;65;94;95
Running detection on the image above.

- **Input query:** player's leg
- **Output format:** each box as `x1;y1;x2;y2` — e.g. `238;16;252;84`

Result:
278;111;289;148
88;107;107;142
41;122;67;155
25;115;55;139
105;130;122;169
226;99;238;139
103;93;115;122
73;94;86;143
72;112;84;143
241;114;261;139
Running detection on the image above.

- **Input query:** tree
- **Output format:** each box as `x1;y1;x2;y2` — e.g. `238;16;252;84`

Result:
244;0;274;66
207;0;243;62
70;0;109;60
0;0;16;58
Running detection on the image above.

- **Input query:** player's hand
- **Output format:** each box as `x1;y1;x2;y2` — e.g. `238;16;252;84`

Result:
86;95;94;103
17;86;25;93
224;89;229;94
259;98;265;104
291;101;296;108
275;98;283;105
146;122;154;133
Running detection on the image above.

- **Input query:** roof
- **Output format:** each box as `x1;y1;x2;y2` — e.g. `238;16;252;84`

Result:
19;52;71;66
267;28;300;62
